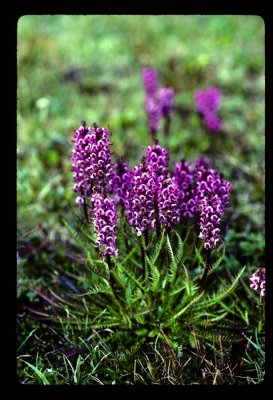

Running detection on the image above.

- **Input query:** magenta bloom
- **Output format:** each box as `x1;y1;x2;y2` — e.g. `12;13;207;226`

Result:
174;160;197;219
249;268;265;297
157;172;181;227
125;161;157;236
146;144;180;227
195;87;223;132
71;122;113;204
91;193;119;258
194;162;232;250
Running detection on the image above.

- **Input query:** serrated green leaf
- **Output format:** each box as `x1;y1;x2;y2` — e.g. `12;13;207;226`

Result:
166;234;178;283
207;246;225;276
197;267;246;309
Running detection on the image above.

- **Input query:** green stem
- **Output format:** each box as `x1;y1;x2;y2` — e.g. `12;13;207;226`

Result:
200;251;211;285
106;255;119;301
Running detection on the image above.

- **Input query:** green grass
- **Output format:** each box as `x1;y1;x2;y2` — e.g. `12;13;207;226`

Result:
17;15;265;384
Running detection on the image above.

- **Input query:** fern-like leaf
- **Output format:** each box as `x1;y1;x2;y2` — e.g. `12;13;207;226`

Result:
207;245;225;276
197;267;246;309
146;255;160;292
174;231;184;265
151;231;166;264
166;234;178;283
194;245;206;268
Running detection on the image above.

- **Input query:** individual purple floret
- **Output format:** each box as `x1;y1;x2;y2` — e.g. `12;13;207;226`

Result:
91;193;119;258
249;268;265;297
125;160;157;236
71;122;113;204
195;87;223;132
112;161;132;206
174;160;197;218
157;87;175;120
142;68;158;97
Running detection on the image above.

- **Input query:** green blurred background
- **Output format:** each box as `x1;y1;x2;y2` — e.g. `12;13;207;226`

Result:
17;15;264;266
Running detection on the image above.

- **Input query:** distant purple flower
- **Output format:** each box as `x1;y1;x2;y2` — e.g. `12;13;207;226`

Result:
195;87;222;132
204;111;222;132
195;87;221;113
157;87;175;120
174;160;197;218
125;161;157;236
249;268;265;297
142;68;158;97
112;161;132;206
71;122;113;204
142;68;175;135
91;193;119;258
145;97;162;132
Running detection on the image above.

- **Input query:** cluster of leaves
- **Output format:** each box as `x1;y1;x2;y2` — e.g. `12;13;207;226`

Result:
61;217;248;347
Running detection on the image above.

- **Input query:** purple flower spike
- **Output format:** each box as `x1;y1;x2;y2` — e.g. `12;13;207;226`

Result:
125;161;157;236
91;193;119;258
195;87;222;132
142;68;158;97
142;68;175;137
157;87;175;120
195;87;222;113
195;163;232;250
249;268;265;297
71;122;113;203
204;111;222;132
113;161;132;206
199;193;222;251
145;143;169;175
145;97;162;132
195;164;232;212
158;172;181;227
174;160;197;218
